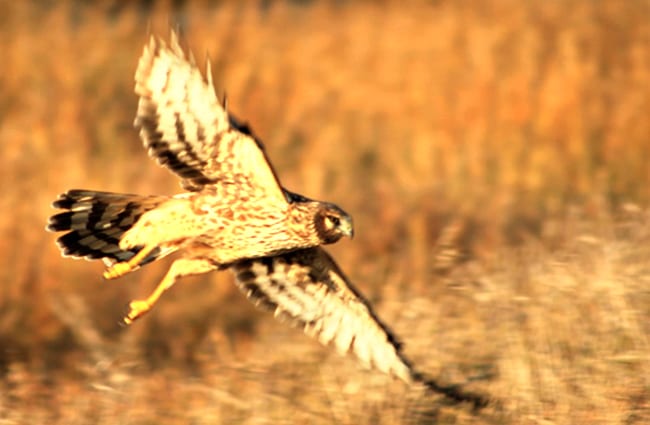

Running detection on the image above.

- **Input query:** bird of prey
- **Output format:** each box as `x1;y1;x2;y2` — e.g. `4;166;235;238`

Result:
47;32;486;407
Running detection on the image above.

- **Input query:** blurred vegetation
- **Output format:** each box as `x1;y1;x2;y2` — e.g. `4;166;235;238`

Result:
0;0;648;423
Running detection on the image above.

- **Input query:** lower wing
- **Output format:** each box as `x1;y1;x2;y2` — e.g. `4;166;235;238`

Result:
231;247;488;408
231;246;414;383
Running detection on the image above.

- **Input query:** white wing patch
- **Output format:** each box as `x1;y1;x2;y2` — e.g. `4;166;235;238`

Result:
232;247;414;383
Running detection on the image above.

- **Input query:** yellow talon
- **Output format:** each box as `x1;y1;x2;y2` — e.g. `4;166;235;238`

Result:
117;257;212;325
103;244;157;280
103;262;134;280
123;299;152;325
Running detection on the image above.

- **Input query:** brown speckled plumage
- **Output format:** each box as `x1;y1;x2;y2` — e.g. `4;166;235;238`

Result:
46;32;486;407
49;32;351;273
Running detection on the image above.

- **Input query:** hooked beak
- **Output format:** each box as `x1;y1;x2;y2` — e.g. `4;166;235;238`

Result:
340;215;354;239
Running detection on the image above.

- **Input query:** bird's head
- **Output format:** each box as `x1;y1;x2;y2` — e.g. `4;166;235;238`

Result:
315;203;354;244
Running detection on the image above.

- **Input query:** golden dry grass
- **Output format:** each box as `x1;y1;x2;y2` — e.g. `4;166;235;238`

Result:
0;0;649;423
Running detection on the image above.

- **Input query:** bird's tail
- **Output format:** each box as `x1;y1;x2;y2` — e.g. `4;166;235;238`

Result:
47;190;172;267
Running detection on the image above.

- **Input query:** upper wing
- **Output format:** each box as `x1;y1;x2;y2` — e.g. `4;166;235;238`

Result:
231;247;416;384
134;31;287;204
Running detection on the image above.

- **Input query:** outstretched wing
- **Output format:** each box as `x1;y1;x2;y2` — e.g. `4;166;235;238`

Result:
134;31;286;205
232;247;489;407
231;247;416;384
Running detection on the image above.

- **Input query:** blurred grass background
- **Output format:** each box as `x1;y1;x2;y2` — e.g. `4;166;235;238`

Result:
0;0;649;423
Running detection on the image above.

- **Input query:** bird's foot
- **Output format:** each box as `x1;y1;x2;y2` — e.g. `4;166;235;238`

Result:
103;262;134;280
123;299;151;325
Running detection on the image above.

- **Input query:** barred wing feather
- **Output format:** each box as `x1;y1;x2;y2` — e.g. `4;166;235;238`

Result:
231;247;415;383
134;31;286;206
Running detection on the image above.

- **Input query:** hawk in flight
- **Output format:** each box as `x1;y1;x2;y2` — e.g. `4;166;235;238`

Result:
47;32;486;407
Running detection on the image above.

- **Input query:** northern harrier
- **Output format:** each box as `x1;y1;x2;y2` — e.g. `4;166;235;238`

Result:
47;32;486;407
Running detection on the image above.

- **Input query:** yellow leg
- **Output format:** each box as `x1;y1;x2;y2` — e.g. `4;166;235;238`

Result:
123;258;217;325
123;272;174;325
103;244;157;280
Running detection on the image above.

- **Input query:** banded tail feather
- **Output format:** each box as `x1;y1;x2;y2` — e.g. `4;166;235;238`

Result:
47;190;171;267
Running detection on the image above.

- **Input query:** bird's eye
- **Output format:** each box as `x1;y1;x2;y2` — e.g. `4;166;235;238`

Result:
328;215;340;226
